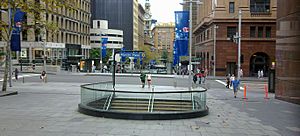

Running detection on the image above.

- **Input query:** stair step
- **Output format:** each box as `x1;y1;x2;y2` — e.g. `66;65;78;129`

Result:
111;102;149;106
110;106;148;110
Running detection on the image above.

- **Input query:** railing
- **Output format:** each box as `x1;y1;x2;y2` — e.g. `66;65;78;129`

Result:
79;81;208;119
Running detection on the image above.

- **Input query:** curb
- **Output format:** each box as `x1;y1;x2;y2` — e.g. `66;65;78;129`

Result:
0;91;18;97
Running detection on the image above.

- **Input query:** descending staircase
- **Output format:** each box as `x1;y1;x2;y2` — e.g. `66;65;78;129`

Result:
109;98;193;113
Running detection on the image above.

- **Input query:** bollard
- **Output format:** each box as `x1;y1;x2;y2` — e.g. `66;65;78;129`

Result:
264;84;269;99
243;85;247;99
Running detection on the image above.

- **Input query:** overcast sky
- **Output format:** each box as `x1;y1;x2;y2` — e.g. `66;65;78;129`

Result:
139;0;182;23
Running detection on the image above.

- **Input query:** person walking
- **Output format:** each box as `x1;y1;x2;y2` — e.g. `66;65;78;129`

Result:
147;74;152;88
140;72;146;88
230;74;235;87
258;70;261;78
231;76;240;98
260;70;264;78
40;71;47;83
14;68;19;80
226;73;231;88
193;73;198;84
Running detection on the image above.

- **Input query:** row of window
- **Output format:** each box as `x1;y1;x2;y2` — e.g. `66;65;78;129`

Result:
229;0;270;13
91;41;123;44
90;33;123;37
227;26;272;38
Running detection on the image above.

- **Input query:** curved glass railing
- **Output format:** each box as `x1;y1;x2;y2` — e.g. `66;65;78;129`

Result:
79;81;208;119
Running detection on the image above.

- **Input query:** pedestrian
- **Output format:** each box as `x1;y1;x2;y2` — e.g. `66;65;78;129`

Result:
77;62;80;72
14;68;19;80
147;74;152;88
92;64;96;73
258;70;261;78
240;69;243;77
40;70;47;83
226;73;231;88
230;74;235;87
140;72;146;88
197;72;202;84
193;73;197;84
260;70;264;78
231;76;240;98
103;65;108;73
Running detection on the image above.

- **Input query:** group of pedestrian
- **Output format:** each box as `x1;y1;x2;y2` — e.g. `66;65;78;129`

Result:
13;68;47;83
257;70;264;78
139;72;152;88
193;69;207;84
226;73;240;98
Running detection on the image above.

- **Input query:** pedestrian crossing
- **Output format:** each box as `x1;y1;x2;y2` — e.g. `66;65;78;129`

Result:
0;74;40;82
215;79;267;91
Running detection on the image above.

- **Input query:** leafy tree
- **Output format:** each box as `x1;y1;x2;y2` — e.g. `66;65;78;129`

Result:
0;0;75;91
139;44;157;65
90;48;100;59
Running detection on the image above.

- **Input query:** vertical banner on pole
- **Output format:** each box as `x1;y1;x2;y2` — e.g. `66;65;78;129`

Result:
101;38;108;58
173;41;179;66
121;47;126;62
174;11;189;57
11;9;25;52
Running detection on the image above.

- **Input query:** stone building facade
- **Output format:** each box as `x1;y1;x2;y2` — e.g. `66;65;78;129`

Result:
194;0;277;77
0;0;91;67
275;0;300;104
152;23;175;53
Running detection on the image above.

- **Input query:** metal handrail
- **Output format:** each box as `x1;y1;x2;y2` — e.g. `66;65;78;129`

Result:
147;93;153;112
150;94;154;112
81;82;207;94
103;94;111;110
105;92;114;111
191;92;195;110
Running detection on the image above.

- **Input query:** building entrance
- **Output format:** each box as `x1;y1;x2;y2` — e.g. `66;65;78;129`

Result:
250;52;269;77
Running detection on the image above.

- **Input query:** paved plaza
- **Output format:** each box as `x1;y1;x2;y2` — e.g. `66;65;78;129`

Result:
0;79;289;136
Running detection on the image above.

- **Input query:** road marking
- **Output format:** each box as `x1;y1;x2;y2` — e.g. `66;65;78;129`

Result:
215;80;244;90
0;74;40;81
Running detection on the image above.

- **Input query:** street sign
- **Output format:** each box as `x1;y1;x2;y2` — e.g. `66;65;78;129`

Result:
191;62;200;64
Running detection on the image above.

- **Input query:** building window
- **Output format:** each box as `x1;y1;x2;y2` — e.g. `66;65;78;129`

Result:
250;26;256;38
266;26;271;38
250;0;270;13
227;27;237;38
229;2;235;13
258;26;263;38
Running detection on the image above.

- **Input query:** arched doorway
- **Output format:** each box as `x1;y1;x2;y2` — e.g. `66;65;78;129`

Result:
249;52;269;77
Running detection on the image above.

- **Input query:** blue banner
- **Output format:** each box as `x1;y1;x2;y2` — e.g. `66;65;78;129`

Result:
11;9;25;51
173;41;179;66
174;11;189;57
101;38;108;58
139;52;143;65
175;11;189;40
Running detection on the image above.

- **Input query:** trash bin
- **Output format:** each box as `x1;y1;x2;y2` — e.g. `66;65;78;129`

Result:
268;68;275;93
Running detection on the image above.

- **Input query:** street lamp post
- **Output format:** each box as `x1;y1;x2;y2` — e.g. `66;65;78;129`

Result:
237;9;242;80
181;0;202;90
213;25;218;77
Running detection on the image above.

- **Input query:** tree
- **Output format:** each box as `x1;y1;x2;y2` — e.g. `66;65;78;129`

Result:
139;44;157;65
0;0;75;91
90;48;100;59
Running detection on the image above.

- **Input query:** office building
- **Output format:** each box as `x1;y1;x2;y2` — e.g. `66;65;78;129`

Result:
90;20;123;49
0;0;91;68
152;22;175;53
194;0;277;77
91;0;139;50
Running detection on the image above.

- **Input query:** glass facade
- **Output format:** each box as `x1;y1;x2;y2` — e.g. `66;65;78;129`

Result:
91;0;134;50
